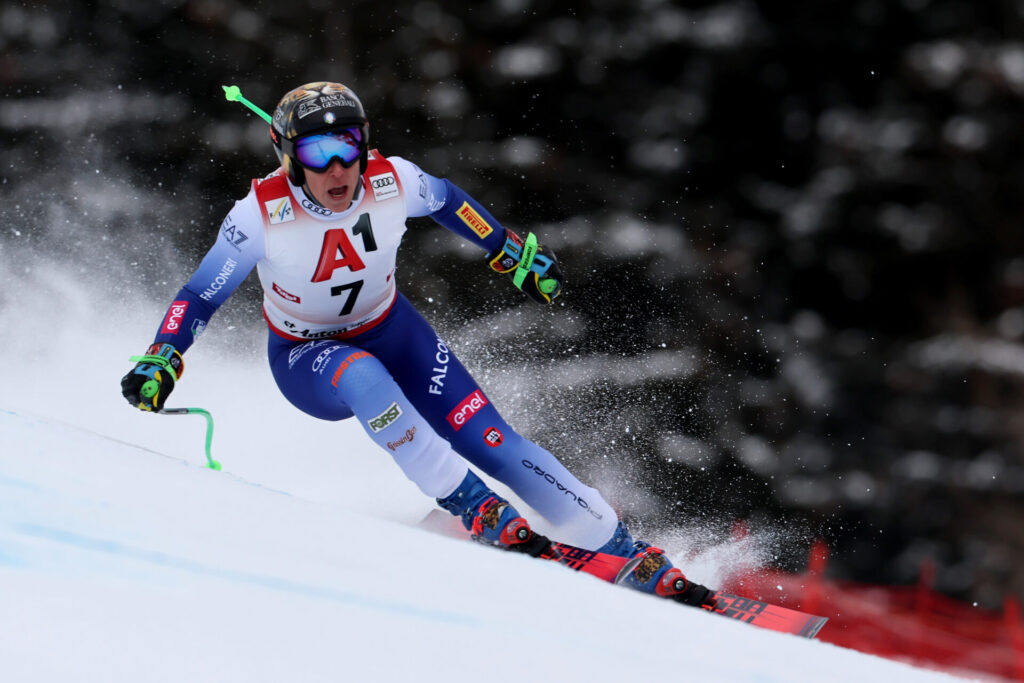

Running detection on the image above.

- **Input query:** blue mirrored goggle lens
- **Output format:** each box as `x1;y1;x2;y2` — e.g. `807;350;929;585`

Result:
294;128;364;170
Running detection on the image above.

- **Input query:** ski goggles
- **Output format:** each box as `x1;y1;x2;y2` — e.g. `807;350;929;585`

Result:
288;127;365;171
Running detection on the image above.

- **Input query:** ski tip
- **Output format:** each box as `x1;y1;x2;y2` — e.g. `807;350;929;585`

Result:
800;616;829;639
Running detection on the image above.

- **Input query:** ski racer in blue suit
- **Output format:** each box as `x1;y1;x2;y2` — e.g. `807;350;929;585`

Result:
120;82;714;608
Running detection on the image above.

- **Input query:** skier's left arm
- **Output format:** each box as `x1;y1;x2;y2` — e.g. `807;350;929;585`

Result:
391;157;564;304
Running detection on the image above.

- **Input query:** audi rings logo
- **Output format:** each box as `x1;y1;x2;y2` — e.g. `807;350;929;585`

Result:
369;172;399;202
301;197;332;216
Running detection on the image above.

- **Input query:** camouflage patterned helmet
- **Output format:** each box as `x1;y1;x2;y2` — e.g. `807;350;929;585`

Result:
270;82;370;185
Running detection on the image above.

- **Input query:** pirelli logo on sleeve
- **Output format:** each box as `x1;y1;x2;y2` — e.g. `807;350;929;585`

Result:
456;202;494;239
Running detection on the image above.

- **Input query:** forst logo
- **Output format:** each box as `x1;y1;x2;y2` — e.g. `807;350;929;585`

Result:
447;390;489;431
159;301;189;334
367;402;402;433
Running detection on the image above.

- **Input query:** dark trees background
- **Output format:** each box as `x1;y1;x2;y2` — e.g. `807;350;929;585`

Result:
4;0;1024;606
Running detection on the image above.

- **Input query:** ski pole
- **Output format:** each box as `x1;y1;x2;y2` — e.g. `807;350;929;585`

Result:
158;407;222;471
222;84;273;124
133;357;220;470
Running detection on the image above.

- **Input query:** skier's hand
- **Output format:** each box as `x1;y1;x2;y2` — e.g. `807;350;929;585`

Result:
120;343;184;412
487;230;564;304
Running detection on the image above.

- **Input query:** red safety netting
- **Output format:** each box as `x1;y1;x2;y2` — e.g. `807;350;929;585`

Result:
721;540;1024;682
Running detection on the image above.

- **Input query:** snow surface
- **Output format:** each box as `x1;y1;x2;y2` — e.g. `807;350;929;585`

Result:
0;253;970;682
0;410;971;683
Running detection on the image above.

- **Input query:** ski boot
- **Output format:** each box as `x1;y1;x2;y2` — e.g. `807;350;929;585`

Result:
598;521;717;609
437;470;553;557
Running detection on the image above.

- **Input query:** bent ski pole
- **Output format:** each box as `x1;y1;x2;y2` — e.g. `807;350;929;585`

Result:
159;407;222;470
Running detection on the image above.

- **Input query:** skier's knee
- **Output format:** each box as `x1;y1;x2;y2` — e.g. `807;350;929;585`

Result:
325;348;390;403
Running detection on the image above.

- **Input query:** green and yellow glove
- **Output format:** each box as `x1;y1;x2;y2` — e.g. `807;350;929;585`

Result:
487;230;564;304
120;343;184;412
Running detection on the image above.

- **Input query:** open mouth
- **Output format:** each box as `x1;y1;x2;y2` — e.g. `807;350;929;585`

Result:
327;185;349;200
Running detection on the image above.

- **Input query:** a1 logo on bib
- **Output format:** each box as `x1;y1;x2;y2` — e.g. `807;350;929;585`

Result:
369;172;399;202
265;197;295;224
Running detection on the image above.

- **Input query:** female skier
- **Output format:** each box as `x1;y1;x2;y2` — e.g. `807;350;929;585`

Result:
120;82;714;608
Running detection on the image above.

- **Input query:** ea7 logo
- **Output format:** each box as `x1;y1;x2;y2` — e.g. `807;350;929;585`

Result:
447;390;489;431
221;217;248;248
367;402;402;433
265;197;294;224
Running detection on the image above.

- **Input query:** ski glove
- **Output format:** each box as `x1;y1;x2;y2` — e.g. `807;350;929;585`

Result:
487;230;564;304
120;343;184;412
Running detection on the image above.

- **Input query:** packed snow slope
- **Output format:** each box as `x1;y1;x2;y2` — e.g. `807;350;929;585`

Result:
0;409;970;683
0;251;966;682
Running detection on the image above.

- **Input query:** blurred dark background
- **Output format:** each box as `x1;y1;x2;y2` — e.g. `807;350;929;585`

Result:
4;0;1024;607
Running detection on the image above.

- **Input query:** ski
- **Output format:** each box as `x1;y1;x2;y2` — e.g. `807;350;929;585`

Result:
419;510;828;639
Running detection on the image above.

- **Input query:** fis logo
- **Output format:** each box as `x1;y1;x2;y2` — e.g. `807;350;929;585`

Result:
265;197;295;224
447;390;489;432
368;402;402;433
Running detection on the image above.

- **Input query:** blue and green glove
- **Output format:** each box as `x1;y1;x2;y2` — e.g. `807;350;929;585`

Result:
487;230;564;304
120;343;184;412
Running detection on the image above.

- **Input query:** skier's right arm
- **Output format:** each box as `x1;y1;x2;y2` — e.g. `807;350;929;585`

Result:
121;199;264;412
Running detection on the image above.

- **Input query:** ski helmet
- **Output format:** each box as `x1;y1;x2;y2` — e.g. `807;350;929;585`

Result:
270;82;370;186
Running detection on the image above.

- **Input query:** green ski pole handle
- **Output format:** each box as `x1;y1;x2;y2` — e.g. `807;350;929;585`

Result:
513;233;538;289
513;232;559;295
222;84;273;124
159;407;222;471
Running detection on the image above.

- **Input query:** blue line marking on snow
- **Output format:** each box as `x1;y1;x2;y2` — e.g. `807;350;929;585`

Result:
0;542;25;569
17;523;478;627
0;474;41;492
